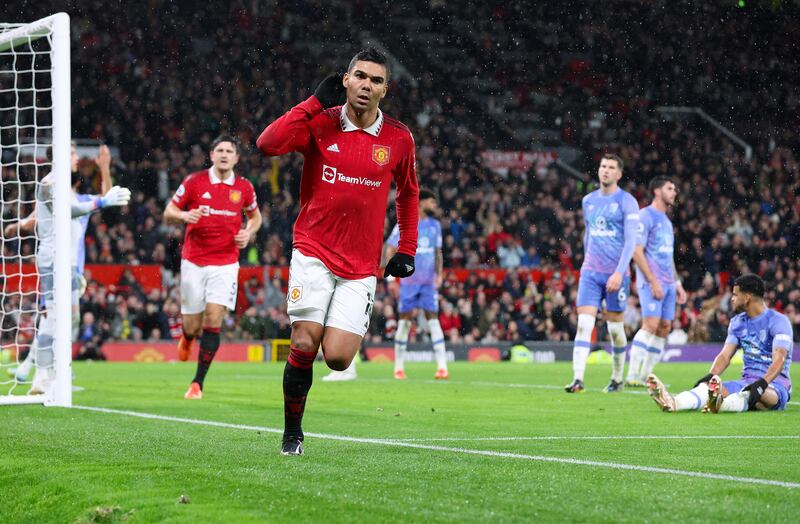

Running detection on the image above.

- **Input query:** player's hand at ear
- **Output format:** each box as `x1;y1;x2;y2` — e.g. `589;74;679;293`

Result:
182;208;203;224
384;252;415;278
313;73;344;108
234;229;251;248
99;186;131;208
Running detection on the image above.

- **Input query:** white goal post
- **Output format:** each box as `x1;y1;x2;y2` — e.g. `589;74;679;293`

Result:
0;13;71;407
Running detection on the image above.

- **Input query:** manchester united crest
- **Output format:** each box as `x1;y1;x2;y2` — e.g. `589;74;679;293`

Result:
372;145;391;166
288;286;302;303
229;190;242;203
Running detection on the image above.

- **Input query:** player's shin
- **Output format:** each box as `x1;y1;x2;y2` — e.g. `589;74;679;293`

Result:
428;318;448;371
284;346;317;439
673;383;709;411
607;321;627;383
641;335;666;379
626;329;653;382
192;327;221;388
394;319;411;373
572;314;595;381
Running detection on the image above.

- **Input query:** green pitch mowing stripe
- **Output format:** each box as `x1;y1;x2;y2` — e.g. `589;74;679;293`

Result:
72;405;800;489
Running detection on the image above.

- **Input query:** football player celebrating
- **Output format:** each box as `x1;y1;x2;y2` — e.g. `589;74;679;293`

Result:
257;48;419;455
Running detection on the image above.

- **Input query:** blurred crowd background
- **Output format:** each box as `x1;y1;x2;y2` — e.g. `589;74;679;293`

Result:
2;0;799;356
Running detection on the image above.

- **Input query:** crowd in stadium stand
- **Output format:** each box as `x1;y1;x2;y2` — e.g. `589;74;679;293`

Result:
3;0;800;355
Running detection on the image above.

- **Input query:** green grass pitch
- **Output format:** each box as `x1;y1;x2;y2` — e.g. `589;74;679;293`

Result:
1;361;798;523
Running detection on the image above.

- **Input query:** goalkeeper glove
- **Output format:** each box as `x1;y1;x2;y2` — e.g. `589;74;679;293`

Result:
98;186;132;208
743;378;769;409
384;253;415;278
693;373;714;388
313;73;344;108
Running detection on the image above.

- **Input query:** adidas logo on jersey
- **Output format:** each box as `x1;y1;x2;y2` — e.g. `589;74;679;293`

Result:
327;143;340;152
202;192;212;199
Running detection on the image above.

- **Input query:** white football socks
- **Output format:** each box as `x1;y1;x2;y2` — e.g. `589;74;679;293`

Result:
394;319;411;373
572;314;595;381
674;383;709;411
627;329;653;382
641;335;666;379
607;321;628;382
428;318;448;371
719;391;750;412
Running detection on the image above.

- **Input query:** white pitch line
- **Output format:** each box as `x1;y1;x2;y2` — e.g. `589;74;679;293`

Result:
385;435;800;442
71;405;800;489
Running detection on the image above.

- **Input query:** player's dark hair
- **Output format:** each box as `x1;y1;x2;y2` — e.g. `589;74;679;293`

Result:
419;188;436;202
734;274;765;298
348;47;390;82
602;153;624;171
210;135;241;154
649;176;673;194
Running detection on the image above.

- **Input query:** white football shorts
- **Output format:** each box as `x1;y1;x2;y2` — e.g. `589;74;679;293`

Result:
286;249;376;337
180;259;239;314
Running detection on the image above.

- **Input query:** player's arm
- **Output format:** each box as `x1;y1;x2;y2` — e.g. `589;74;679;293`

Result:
384;137;419;278
631;212;663;299
164;180;201;225
707;342;738;377
256;75;342;157
163;202;201;225
95;145;113;195
435;247;443;287
671;256;687;304
4;210;37;237
71;186;131;217
235;208;263;249
607;196;640;292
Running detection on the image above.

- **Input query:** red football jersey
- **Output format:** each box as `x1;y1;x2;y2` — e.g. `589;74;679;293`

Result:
256;96;419;279
171;168;257;266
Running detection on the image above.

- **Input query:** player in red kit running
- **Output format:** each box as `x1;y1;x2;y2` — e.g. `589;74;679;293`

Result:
164;135;262;399
257;48;419;455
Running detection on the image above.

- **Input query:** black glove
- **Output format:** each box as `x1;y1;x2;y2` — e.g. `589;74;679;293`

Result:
313;73;344;108
384;253;415;278
693;373;714;388
743;378;769;409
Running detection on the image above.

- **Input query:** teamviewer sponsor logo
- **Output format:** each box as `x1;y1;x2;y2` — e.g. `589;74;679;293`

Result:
322;165;337;184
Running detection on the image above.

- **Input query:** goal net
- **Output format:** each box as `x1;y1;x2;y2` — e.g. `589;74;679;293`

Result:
0;13;72;406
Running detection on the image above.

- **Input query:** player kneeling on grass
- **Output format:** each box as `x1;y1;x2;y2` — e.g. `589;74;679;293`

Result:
648;274;792;413
164;135;261;400
257;48;419;456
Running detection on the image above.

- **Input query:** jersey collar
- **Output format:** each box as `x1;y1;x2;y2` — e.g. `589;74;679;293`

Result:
340;104;384;137
209;166;235;186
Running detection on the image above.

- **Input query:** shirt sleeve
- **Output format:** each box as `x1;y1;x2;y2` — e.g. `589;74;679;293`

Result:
725;317;740;346
614;193;640;274
636;209;650;247
771;314;794;352
435;221;443;249
392;133;419;257
386;224;400;248
256;96;322;157
171;178;191;209
243;181;258;213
